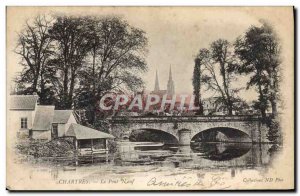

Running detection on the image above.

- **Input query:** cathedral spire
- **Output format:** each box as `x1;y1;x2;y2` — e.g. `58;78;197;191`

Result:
169;65;172;80
154;70;160;92
167;65;175;96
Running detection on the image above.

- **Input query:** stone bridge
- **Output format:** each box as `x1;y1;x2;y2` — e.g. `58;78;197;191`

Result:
109;115;268;145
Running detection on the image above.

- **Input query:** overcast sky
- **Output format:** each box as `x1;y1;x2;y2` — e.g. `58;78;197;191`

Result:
7;7;293;102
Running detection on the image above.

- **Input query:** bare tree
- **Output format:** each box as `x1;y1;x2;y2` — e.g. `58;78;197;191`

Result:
198;42;239;115
15;15;55;104
210;39;235;115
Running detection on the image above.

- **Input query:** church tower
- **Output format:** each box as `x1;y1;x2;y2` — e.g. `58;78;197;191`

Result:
154;70;160;92
167;66;175;96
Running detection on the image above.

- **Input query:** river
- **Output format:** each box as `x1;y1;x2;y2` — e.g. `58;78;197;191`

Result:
18;141;280;184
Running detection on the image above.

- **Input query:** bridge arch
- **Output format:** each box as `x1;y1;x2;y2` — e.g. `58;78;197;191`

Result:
191;127;251;143
128;128;179;144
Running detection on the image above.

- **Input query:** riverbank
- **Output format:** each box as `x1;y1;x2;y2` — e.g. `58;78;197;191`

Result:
16;138;76;158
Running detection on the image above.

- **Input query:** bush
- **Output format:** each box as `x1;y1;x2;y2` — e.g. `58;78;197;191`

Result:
264;116;282;144
107;139;117;154
17;137;76;158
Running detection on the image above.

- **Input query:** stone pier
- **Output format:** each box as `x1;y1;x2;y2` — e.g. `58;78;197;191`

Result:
178;129;192;145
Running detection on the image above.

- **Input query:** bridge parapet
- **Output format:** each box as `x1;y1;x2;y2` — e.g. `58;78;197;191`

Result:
110;115;262;123
109;115;268;145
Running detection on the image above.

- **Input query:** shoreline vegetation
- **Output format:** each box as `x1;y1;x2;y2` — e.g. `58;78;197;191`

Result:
16;137;117;158
16;119;281;160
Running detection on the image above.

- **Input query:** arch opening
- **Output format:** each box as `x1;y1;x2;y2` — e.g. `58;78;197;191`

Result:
129;128;179;145
191;142;252;161
191;127;252;161
191;127;251;143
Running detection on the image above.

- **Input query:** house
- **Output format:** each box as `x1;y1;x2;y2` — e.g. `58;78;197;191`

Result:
52;110;77;138
9;95;115;153
31;105;55;140
30;106;77;140
202;97;254;115
202;97;226;115
9;95;39;139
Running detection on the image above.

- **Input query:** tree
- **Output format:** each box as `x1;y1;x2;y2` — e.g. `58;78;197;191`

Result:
266;116;281;143
260;23;281;116
198;40;239;115
15;15;55;104
210;39;236;115
234;22;281;117
193;56;203;115
14;14;148;120
48;15;93;109
75;16;148;125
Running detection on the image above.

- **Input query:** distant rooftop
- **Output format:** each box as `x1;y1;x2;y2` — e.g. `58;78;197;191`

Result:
53;110;73;124
9;95;39;110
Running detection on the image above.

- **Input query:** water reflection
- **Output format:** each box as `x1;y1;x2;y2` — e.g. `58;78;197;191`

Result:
115;141;275;169
191;142;252;161
18;141;279;181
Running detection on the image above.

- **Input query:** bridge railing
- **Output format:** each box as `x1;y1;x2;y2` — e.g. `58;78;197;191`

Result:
110;115;262;122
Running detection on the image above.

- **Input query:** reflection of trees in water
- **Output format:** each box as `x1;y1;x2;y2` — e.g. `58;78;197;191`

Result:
34;143;277;170
268;144;281;159
192;128;251;143
129;129;178;144
134;144;179;153
191;143;252;161
194;130;228;142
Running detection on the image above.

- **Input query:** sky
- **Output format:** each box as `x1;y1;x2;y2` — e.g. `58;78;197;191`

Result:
7;7;293;103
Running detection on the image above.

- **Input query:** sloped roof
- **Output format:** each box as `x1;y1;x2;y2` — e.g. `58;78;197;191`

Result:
53;110;73;124
32;106;55;130
10;95;38;110
65;123;115;140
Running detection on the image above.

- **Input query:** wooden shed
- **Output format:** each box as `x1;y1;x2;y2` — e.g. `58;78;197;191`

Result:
65;123;115;155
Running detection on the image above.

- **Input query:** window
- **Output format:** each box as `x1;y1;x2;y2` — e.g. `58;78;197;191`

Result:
52;124;58;139
78;139;106;149
21;118;27;129
78;139;92;148
93;139;106;149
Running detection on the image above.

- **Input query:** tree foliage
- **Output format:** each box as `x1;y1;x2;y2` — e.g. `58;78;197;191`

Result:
195;40;240;115
192;57;203;115
74;16;148;125
234;22;281;117
14;14;148;125
14;15;56;104
48;16;95;109
193;21;281;119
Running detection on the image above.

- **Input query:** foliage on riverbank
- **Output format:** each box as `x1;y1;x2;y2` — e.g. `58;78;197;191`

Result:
16;138;76;158
262;115;282;144
107;139;117;153
16;137;118;157
129;130;178;144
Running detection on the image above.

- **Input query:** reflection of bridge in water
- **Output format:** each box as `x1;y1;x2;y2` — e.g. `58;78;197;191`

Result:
177;143;271;169
117;142;273;169
47;142;274;182
109;115;269;145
